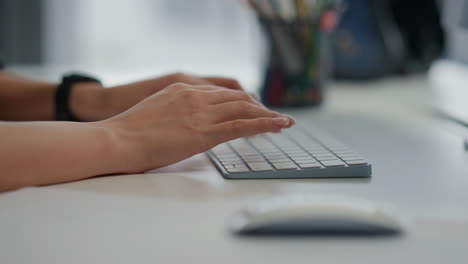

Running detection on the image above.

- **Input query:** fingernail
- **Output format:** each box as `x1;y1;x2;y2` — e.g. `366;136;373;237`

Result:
283;114;296;125
273;117;290;127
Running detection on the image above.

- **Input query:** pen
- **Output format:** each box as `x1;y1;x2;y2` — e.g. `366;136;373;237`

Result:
275;0;296;22
255;0;304;75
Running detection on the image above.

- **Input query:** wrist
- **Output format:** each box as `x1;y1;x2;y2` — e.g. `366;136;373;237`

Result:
69;82;107;121
95;119;148;174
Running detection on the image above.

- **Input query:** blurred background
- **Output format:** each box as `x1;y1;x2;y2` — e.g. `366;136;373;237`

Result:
0;0;450;76
0;0;466;120
0;0;263;67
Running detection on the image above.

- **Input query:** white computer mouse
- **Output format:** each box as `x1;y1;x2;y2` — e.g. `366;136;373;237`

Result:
230;193;407;235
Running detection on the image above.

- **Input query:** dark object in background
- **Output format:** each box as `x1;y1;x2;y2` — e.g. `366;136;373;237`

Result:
0;0;44;65
444;0;468;64
332;0;444;79
259;19;327;107
250;0;341;107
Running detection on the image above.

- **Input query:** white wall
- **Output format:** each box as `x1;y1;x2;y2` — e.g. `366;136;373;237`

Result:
43;0;264;69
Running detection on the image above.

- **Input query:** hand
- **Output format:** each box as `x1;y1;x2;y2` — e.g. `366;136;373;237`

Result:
100;82;295;173
70;72;253;121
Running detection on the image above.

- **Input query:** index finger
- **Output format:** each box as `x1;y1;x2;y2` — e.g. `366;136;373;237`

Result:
204;117;291;145
202;78;266;108
203;77;243;91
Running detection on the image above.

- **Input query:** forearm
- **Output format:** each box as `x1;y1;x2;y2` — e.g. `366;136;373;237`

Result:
0;71;108;121
0;121;130;192
0;72;57;121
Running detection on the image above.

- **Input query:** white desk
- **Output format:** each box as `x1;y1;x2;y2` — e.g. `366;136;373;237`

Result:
1;67;467;264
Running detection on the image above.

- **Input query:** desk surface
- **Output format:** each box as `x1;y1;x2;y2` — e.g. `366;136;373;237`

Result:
1;67;467;264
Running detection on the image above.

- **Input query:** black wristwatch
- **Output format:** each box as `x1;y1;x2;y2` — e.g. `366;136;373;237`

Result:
55;74;101;121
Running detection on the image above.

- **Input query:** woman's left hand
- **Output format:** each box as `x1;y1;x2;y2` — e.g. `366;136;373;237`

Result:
70;72;254;121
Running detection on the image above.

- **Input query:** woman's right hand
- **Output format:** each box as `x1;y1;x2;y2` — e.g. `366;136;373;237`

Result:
101;82;295;173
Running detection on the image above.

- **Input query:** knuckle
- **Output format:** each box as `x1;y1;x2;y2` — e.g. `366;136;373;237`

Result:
259;118;272;127
236;100;252;110
170;72;187;81
178;89;204;105
168;82;188;91
237;102;258;115
238;91;251;101
228;79;241;88
261;119;275;131
229;119;245;133
178;89;195;99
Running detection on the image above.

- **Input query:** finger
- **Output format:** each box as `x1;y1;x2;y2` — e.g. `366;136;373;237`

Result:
203;77;243;90
205;117;291;144
171;82;266;109
172;74;243;90
203;77;266;108
170;83;233;92
202;89;262;106
207;101;282;124
246;92;266;108
200;88;296;125
167;83;229;94
181;76;213;86
169;84;265;110
190;87;294;126
166;72;213;86
282;114;296;127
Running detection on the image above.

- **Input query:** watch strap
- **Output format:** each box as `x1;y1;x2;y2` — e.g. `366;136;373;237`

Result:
55;74;101;121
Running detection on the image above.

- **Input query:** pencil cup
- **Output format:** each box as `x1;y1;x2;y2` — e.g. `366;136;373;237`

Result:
257;5;339;107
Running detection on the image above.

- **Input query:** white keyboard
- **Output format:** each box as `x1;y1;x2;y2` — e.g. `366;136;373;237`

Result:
207;125;371;179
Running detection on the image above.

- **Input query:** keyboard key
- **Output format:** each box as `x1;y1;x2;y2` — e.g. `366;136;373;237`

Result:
291;155;314;159
240;153;262;158
291;157;316;162
268;159;292;163
294;159;318;164
288;153;311;158
320;160;346;167
218;156;241;162
315;156;338;161
310;152;333;156
212;148;234;155
236;151;258;156
345;159;368;165
216;154;238;159
241;154;265;160
313;152;333;156
272;162;297;170
226;164;250;173
221;160;244;166
264;154;287;159
339;155;364;160
247;162;273;171
242;157;266;163
284;150;307;154
333;150;355;155
259;149;278;154
299;163;322;168
341;157;364;161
